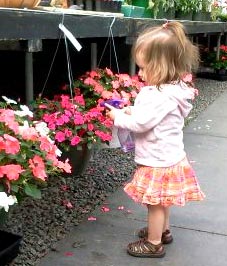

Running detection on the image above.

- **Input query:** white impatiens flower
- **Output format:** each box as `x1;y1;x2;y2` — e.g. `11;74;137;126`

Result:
2;96;17;104
0;192;17;212
18;120;29;135
55;148;62;157
34;121;50;137
15;105;33;117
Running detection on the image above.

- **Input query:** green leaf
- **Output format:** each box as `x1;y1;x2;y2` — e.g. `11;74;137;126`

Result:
87;143;93;150
24;184;42;199
0;184;5;192
11;184;19;193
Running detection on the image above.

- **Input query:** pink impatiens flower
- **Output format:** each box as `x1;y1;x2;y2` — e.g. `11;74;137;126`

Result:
55;131;66;142
3;134;20;155
0;164;24;181
95;130;112;141
29;155;47;181
71;136;81;146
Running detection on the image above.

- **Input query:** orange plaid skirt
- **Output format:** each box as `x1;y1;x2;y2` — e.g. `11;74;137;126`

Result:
124;157;205;207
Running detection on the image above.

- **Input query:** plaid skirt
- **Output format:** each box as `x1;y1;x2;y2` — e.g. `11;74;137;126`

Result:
124;157;205;207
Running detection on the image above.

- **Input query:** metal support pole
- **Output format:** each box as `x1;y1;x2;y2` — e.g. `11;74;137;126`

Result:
207;35;211;51
91;42;97;70
216;33;222;61
25;52;33;105
225;33;227;45
129;56;136;76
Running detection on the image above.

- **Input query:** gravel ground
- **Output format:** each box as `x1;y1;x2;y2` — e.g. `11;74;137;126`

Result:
1;78;227;266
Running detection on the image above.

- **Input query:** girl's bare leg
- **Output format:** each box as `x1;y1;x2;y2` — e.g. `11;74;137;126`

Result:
146;205;170;232
147;204;165;245
163;207;170;232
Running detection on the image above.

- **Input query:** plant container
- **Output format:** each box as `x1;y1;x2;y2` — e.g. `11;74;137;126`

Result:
0;230;22;266
121;4;145;18
61;146;93;176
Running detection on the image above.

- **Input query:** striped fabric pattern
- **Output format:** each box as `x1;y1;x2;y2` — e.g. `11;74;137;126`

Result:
124;157;205;207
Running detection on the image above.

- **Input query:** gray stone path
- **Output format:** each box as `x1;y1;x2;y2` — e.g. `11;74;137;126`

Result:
39;90;227;266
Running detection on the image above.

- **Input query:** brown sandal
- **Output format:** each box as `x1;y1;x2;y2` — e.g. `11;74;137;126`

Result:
138;227;173;244
127;239;165;258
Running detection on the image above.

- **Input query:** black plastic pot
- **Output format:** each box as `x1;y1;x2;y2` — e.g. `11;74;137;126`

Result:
61;146;93;176
0;230;22;266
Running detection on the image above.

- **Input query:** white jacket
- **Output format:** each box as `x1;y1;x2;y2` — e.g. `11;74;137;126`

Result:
114;82;196;167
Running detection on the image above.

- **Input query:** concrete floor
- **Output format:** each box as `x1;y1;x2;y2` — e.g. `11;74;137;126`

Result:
39;89;227;266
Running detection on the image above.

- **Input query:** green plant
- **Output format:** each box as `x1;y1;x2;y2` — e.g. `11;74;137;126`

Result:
0;96;71;214
175;0;201;13
216;12;227;21
201;0;212;12
210;1;223;20
161;0;175;12
204;45;227;70
147;0;162;18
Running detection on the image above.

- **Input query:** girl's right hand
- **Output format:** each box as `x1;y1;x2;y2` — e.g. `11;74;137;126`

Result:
123;106;131;115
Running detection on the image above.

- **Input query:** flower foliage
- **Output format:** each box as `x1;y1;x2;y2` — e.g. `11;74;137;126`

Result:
0;97;71;211
211;0;225;21
33;68;144;151
33;94;113;151
204;45;227;70
73;67;144;108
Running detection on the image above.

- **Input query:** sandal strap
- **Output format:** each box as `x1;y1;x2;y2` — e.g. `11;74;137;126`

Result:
128;239;163;254
138;227;148;238
138;227;173;244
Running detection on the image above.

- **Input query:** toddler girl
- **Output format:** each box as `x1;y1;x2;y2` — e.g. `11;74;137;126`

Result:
106;21;205;258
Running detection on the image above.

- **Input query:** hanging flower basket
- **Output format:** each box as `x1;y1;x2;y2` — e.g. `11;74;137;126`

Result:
60;146;93;176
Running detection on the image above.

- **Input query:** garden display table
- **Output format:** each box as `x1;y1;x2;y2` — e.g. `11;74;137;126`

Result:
0;7;226;103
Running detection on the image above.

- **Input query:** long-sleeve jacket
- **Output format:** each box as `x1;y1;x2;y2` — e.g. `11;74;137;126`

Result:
114;82;196;167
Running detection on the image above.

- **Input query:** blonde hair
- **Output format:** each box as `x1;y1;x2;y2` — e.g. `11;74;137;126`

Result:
132;21;200;87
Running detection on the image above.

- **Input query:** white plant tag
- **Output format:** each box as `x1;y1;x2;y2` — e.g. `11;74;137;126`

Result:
59;23;82;51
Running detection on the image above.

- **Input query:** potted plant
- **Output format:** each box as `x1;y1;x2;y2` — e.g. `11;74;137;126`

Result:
155;0;176;19
32;68;144;174
208;45;227;74
175;0;201;20
32;93;113;176
211;0;224;21
0;96;71;213
198;45;227;81
0;96;71;264
193;0;212;21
